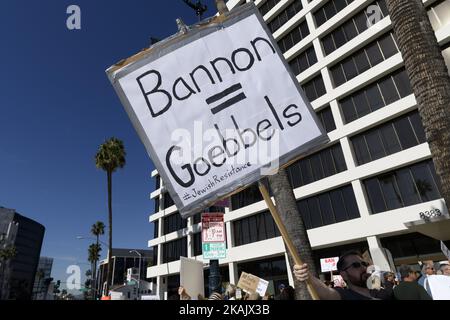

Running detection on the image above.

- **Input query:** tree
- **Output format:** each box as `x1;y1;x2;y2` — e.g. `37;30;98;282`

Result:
90;221;105;298
385;0;450;207
88;243;101;299
267;170;318;300
95;138;126;295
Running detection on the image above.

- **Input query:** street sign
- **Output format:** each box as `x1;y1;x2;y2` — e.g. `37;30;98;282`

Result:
202;242;226;259
107;3;328;218
202;213;225;242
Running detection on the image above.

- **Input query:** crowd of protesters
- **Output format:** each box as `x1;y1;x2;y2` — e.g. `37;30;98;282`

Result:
293;251;450;300
172;251;449;300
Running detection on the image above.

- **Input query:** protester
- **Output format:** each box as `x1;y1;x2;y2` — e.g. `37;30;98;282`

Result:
439;262;450;276
208;291;223;300
393;265;432;300
246;292;261;300
382;272;396;290
293;251;393;300
418;261;435;287
224;283;236;300
277;285;295;300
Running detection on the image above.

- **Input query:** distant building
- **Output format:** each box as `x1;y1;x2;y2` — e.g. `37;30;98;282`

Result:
96;248;153;297
32;257;53;300
0;207;45;300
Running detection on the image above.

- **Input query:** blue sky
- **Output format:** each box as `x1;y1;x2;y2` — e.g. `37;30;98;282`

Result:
0;0;216;291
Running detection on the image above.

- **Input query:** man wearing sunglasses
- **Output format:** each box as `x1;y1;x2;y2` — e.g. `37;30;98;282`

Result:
293;251;393;300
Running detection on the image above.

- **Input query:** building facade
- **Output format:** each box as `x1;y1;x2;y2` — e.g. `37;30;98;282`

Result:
96;248;153;297
147;0;450;299
0;207;45;300
32;257;53;300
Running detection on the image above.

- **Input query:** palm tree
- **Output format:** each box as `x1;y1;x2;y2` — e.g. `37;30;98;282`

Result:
88;243;101;299
90;221;105;298
95;138;126;295
385;0;450;207
267;170;318;300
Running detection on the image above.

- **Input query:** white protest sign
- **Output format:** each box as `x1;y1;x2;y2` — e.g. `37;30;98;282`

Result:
425;275;450;300
320;257;339;272
256;278;269;297
107;4;327;217
180;257;204;299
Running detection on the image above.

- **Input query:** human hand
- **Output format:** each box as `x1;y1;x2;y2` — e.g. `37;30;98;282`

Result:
293;264;309;282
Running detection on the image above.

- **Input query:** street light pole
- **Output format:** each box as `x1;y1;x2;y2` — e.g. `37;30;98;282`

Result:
129;250;142;300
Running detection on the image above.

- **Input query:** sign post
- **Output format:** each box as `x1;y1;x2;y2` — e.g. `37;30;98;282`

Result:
202;213;226;294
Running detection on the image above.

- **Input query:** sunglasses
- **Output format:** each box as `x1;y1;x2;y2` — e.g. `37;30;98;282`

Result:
342;261;369;271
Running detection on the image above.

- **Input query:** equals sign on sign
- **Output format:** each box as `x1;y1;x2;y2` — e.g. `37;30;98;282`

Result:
205;83;247;115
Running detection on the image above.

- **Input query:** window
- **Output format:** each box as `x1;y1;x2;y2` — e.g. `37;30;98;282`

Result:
329;32;399;87
231;183;263;210
154;197;160;213
153;220;159;239
302;74;326;101
320;0;388;56
364;160;441;214
427;0;450;30
289;46;317;76
193;232;202;256
278;20;310;53
314;0;353;27
162;237;187;263
155;175;161;190
163;213;187;235
163;192;175;209
297;184;360;229
268;0;303;33
233;210;280;246
316;106;336;133
351;111;427;165
339;68;412;123
259;0;283;16
287;143;347;188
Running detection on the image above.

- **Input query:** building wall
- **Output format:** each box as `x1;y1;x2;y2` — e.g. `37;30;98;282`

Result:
0;208;45;300
147;0;450;299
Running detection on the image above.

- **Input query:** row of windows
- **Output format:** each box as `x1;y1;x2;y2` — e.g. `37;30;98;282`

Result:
233;210;281;246
162;237;187;263
339;68;412;124
364;160;442;214
302;73;326;102
287;143;347;189
268;0;303;33
288;45;318;76
277;19;310;53
314;0;354;27
321;0;388;56
163;212;187;235
297;184;360;229
316;105;336;133
259;0;282;16
351;110;426;166
330;32;399;87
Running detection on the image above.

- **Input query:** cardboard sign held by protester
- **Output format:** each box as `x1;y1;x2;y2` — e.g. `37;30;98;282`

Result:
106;3;328;218
237;272;269;297
425;275;450;300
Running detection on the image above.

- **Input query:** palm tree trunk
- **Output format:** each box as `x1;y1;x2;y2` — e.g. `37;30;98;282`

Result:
385;0;450;206
105;170;113;295
92;236;98;300
267;168;317;300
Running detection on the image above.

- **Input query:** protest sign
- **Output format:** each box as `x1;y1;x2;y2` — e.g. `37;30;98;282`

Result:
320;257;339;273
180;257;204;299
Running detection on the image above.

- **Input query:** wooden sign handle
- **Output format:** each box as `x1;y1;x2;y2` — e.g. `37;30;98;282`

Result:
258;181;320;300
